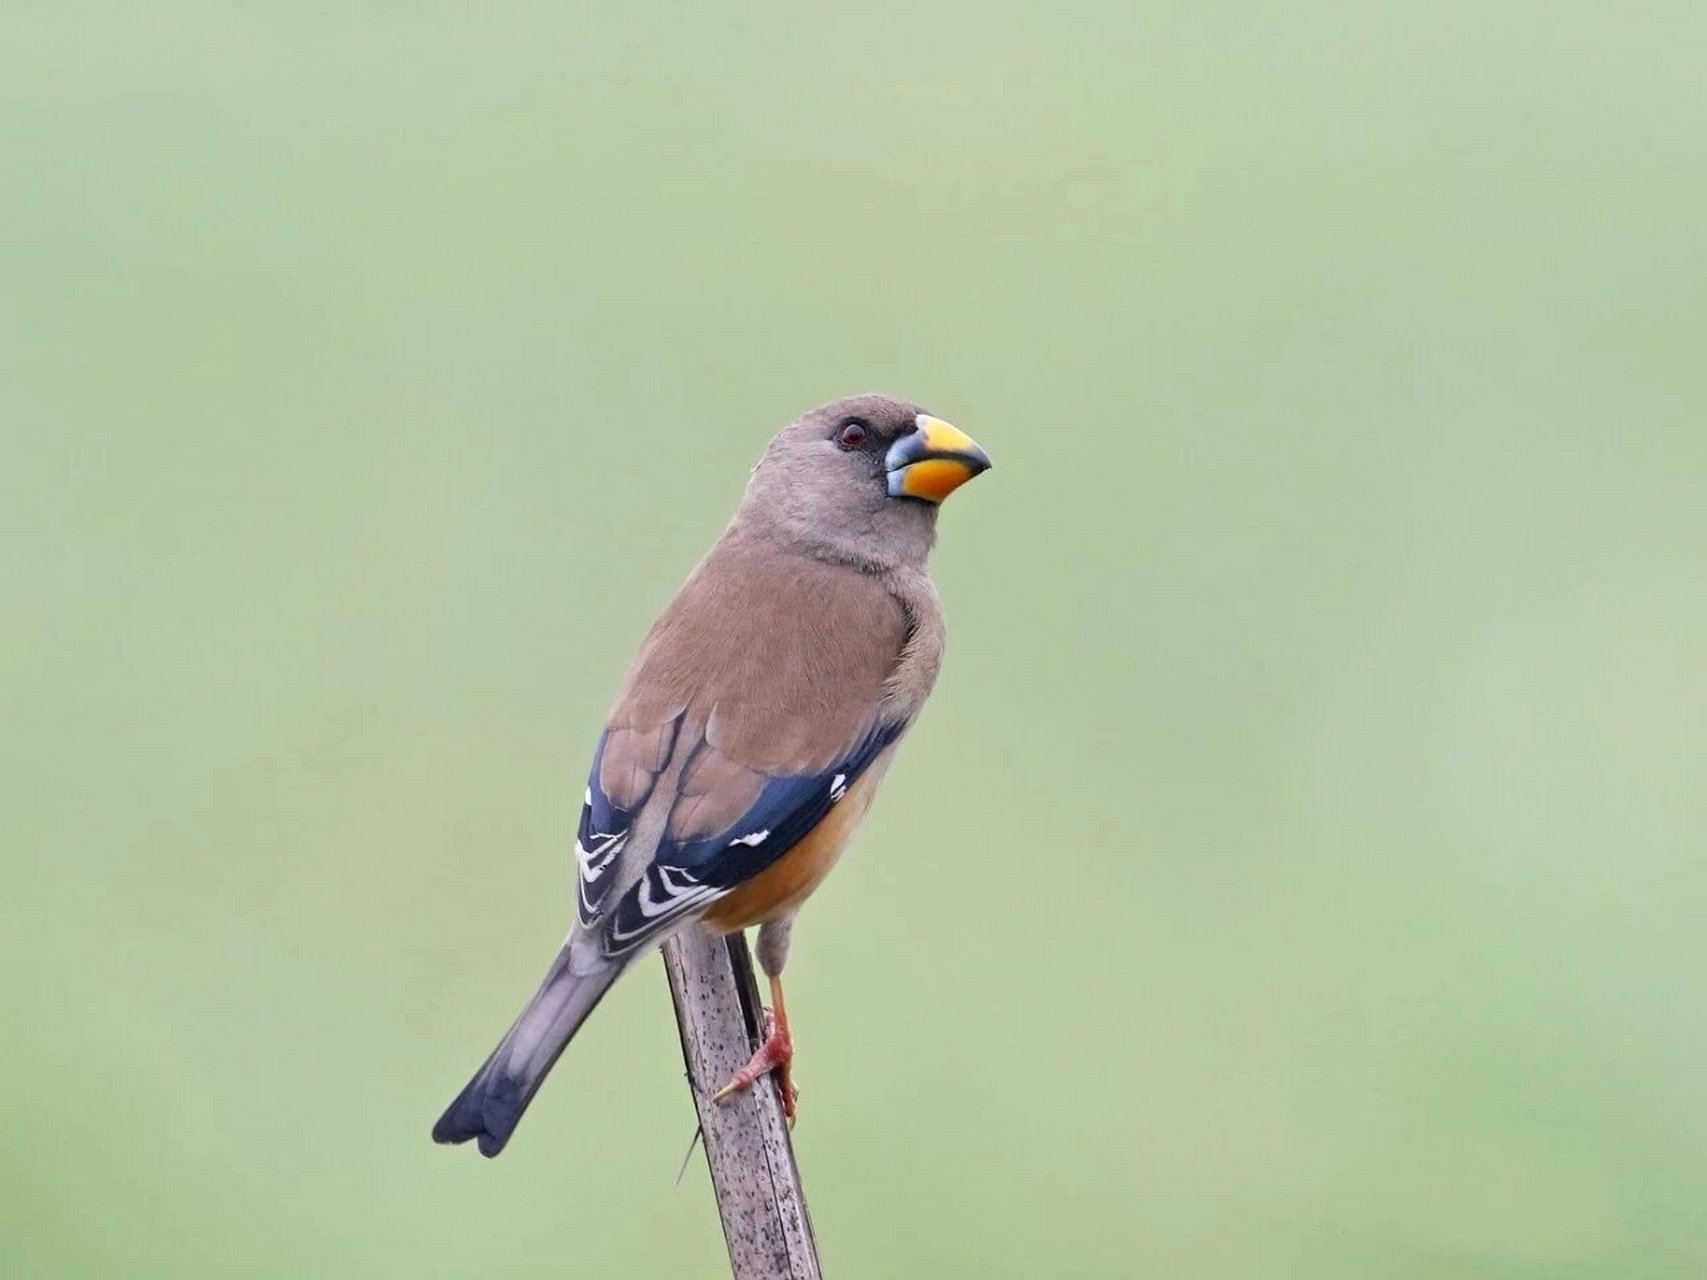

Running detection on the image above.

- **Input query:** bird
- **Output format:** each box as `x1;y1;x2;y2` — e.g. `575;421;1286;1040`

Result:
432;393;991;1157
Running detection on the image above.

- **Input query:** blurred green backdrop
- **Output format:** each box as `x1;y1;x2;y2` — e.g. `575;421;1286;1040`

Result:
4;3;1705;1277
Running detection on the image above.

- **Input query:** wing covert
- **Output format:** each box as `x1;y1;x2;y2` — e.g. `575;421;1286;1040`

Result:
574;718;679;926
598;720;904;958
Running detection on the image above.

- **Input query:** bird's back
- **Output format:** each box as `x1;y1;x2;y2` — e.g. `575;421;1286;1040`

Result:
604;527;910;803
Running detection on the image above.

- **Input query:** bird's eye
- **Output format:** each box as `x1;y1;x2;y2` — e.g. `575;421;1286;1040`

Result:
836;421;870;450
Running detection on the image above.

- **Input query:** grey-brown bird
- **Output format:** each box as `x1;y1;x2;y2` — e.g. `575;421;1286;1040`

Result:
432;394;991;1156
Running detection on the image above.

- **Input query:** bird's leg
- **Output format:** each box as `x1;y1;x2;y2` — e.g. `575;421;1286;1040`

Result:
711;973;798;1120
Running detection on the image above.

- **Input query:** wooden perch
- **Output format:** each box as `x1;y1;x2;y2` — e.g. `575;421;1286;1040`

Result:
663;929;823;1280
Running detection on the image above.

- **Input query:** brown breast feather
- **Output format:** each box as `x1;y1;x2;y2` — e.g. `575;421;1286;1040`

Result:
597;530;908;847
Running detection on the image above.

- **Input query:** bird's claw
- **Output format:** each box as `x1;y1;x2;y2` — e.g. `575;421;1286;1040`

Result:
711;1008;797;1121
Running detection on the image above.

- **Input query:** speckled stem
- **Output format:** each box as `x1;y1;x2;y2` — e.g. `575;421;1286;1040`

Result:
663;929;823;1279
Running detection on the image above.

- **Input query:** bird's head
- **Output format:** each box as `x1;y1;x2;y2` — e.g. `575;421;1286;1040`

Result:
740;393;992;570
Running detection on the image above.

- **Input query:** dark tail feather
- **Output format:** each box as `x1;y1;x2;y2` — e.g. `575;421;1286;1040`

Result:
432;945;622;1157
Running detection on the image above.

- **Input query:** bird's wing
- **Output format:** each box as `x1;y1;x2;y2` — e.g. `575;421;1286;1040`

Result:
571;533;910;957
572;716;679;927
587;717;905;957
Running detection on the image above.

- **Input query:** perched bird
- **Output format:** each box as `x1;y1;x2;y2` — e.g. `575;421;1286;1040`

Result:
432;394;991;1157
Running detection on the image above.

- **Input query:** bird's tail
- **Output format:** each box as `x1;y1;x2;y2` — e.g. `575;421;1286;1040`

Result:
432;943;622;1157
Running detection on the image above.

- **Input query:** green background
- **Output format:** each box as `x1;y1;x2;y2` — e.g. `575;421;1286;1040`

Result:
5;4;1704;1276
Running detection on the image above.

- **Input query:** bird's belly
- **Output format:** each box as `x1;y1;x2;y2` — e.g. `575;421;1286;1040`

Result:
700;751;892;933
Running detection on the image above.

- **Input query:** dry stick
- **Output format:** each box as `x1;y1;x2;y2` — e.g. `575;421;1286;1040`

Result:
663;929;823;1280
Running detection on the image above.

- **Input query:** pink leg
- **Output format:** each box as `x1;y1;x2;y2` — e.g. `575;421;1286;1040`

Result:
712;975;799;1121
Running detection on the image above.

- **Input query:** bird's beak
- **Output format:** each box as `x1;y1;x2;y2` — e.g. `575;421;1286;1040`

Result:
885;414;993;503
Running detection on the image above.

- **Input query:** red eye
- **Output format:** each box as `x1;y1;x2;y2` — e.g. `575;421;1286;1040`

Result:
837;421;870;450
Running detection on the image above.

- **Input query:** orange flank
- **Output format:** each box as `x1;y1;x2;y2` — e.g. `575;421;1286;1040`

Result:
701;748;895;932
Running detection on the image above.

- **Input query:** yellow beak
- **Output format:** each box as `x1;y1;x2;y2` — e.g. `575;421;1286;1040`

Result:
885;415;993;504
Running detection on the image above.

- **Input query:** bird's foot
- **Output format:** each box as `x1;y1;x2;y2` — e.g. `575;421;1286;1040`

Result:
711;1009;798;1122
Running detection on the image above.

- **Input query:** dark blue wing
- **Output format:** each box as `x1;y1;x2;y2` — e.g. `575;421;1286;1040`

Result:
599;720;905;958
574;733;637;927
